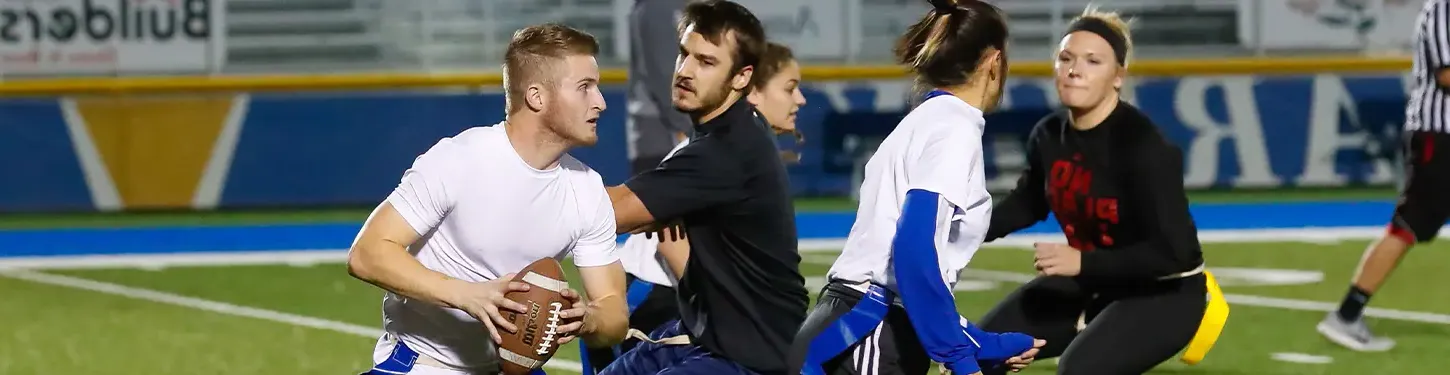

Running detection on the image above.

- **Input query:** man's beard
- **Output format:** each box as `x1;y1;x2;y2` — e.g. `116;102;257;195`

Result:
542;109;588;146
693;78;736;117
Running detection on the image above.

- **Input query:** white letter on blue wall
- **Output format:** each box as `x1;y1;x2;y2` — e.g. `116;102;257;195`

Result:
1174;77;1282;188
1297;74;1395;186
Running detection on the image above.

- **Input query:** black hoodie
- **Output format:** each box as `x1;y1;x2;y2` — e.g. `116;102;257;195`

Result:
986;101;1205;285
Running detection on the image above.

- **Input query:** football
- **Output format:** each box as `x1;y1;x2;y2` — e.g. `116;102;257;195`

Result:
497;257;571;375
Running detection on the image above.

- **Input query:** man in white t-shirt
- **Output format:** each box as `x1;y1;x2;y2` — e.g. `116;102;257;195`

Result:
347;23;630;375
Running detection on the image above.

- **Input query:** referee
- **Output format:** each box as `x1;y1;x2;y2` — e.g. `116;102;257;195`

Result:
1319;0;1450;352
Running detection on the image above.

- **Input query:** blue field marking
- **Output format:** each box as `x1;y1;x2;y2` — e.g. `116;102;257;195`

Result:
0;224;364;257
799;201;1400;238
0;201;1403;258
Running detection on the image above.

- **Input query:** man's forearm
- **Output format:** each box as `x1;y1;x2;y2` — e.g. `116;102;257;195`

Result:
581;294;630;348
348;240;464;308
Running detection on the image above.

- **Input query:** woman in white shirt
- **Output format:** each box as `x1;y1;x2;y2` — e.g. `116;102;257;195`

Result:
787;1;1044;374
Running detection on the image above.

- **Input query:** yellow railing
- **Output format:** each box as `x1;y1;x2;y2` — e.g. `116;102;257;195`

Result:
0;56;1412;97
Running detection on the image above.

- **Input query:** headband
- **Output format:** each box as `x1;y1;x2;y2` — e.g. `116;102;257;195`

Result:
1065;18;1127;66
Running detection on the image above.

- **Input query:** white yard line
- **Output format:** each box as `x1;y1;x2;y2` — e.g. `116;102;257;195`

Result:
1271;352;1334;364
802;268;1450;325
0;269;586;373
1226;294;1450;324
801;226;1450;251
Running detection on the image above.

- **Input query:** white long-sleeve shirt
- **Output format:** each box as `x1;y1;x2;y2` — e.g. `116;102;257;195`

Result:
828;93;993;292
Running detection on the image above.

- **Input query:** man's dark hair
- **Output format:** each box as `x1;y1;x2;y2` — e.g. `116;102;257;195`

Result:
679;0;767;76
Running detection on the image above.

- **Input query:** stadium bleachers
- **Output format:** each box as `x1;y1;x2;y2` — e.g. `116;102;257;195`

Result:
220;0;1253;73
224;0;385;71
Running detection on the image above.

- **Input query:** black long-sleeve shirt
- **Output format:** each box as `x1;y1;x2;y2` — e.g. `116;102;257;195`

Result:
986;101;1204;283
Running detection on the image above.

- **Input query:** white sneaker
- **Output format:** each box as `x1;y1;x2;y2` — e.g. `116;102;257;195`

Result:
1317;312;1396;352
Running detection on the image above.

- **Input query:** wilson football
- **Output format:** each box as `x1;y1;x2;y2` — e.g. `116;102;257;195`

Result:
497;257;571;375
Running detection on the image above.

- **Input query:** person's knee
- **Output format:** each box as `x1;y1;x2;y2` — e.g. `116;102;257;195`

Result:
1392;176;1450;244
1389;215;1437;244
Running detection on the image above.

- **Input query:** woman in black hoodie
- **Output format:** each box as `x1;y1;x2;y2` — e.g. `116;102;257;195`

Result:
976;8;1210;375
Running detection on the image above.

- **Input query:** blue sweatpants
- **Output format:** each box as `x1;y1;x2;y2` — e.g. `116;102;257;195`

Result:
596;320;756;375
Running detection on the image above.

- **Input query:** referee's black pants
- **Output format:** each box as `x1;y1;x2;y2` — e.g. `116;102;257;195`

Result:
1389;131;1450;243
976;274;1206;375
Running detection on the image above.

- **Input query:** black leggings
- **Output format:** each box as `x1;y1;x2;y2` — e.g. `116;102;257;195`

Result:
976;275;1206;375
787;282;931;375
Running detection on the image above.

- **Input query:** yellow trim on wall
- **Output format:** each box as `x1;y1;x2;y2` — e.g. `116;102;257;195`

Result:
0;56;1410;97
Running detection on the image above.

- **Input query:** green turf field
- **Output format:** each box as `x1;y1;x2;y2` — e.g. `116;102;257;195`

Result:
2;238;1445;374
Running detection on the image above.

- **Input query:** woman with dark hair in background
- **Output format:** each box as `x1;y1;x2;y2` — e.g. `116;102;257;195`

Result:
747;42;809;163
976;8;1218;375
787;1;1043;374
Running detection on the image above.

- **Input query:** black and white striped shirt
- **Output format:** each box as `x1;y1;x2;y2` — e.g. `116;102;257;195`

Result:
1408;0;1450;133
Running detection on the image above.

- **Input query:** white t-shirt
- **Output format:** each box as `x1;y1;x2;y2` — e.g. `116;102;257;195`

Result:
617;138;691;287
372;122;619;370
827;94;992;292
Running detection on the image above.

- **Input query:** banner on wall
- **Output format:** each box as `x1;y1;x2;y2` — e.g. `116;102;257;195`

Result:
816;73;1410;194
0;71;1418;212
1237;0;1423;50
0;0;227;75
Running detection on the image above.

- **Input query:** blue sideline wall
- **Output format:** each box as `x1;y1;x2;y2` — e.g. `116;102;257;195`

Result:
0;72;1411;212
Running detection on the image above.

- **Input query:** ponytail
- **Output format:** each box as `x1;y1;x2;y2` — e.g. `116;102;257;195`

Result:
893;0;1008;90
896;0;962;68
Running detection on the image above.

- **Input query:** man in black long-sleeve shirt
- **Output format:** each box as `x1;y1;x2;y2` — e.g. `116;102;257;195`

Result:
584;3;696;372
973;10;1214;375
603;2;807;374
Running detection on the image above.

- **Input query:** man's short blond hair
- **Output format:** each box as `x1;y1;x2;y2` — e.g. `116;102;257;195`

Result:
503;23;601;113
